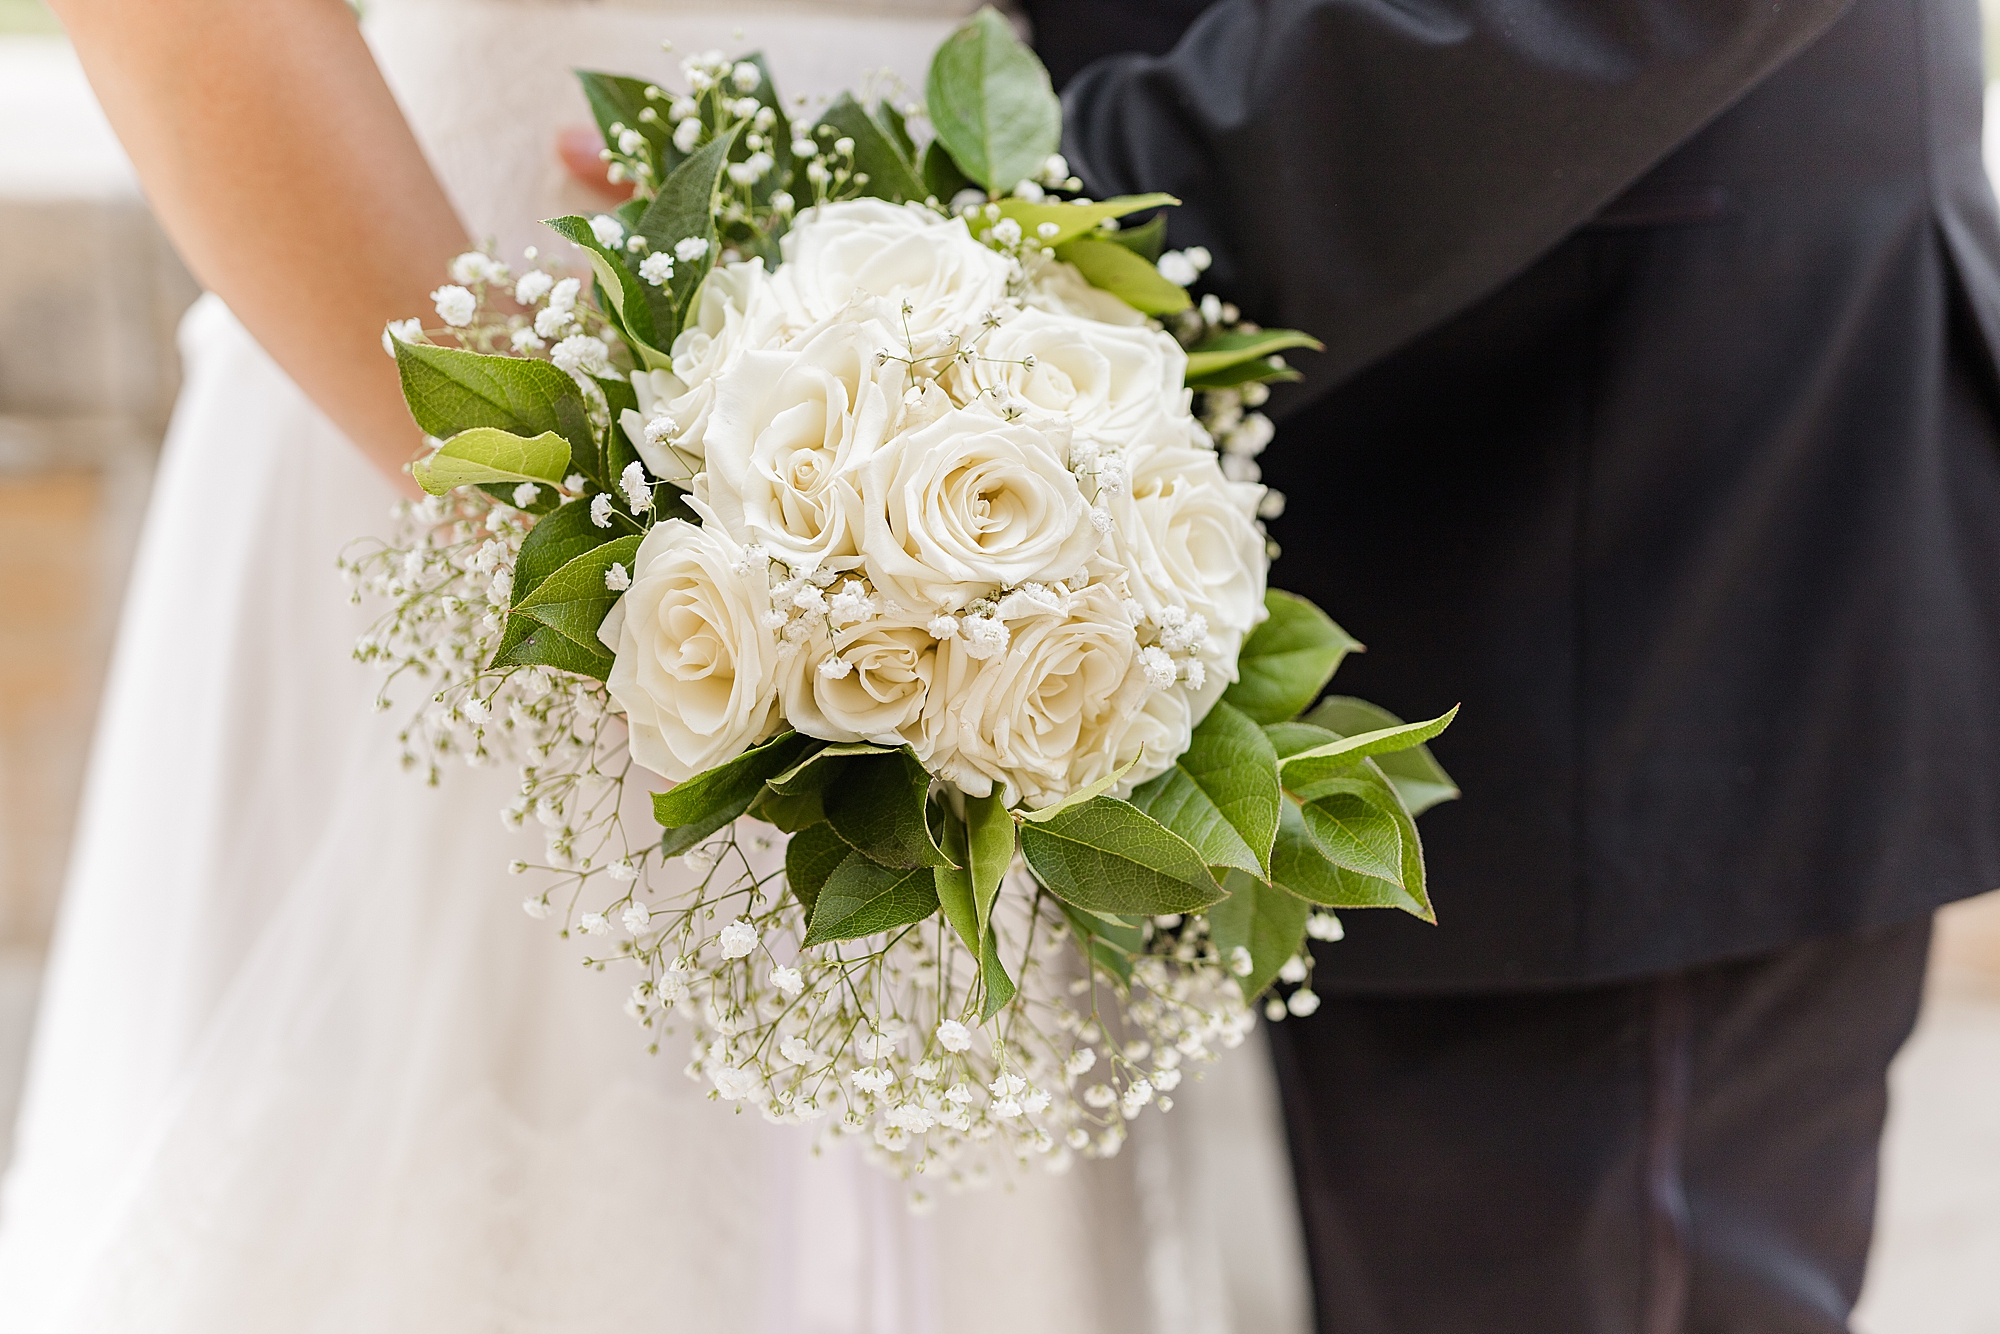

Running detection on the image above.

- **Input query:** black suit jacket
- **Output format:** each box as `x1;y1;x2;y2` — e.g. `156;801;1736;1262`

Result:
1036;0;2000;989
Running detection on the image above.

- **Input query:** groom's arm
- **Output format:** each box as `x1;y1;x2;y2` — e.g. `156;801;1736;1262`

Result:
1059;0;1855;407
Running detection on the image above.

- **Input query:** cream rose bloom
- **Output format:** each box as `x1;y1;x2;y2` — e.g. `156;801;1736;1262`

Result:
859;406;1097;613
1025;258;1148;328
599;513;782;781
769;199;1010;354
960;307;1191;451
920;581;1151;807
781;611;938;746
620;259;784;481
1109;443;1269;651
697;317;902;573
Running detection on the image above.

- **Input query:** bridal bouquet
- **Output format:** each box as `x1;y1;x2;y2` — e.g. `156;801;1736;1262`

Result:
347;9;1454;1193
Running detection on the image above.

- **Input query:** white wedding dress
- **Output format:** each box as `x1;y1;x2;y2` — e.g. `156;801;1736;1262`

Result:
0;3;1309;1331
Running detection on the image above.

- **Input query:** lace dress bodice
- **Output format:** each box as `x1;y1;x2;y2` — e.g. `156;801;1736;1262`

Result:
364;0;994;262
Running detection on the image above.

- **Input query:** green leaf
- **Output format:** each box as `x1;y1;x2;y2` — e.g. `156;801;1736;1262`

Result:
488;619;616;679
747;784;826;833
411;427;571;497
934;810;980;955
1016;752;1142;823
993;193;1177;249
822;749;951;869
1059;903;1138;987
1188;358;1304;392
1183;329;1325;383
1264;720;1340;761
765;741;892;796
921;139;974;203
1205;871;1312;1000
964;789;1014;936
874;99;918;166
1300;792;1404;884
1052;237;1191;316
1018;797;1223;915
803;853;941;946
636;126;742;336
784;820;850;918
394;340;586;441
1104;214;1167;262
490;497;641;663
979;924;1017;1020
1270;778;1434;921
1280;706;1460;798
544;215;671;369
813;92;925;202
1183;701;1281;873
510;534;642;647
576;70;678;180
924;6;1061;195
1303;697;1461;816
1222;590;1363;724
650;731;814;857
1127;768;1261;878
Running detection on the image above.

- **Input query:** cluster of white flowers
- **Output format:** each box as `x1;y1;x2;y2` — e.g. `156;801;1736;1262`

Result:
601;197;1270;809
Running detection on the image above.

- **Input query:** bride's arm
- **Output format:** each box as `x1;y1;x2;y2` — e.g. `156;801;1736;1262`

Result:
50;0;468;486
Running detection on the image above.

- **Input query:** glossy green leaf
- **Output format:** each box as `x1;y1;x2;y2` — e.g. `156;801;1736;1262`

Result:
979;924;1017;1020
765;742;893;796
636;126;741;336
544;215;671;369
784;820;849;918
1182;701;1281;872
1270;780;1433;921
488;619;615;679
394;340;585;442
925;7;1061;195
812;92;924;202
1017;752;1142;823
993;193;1177;249
1223;590;1363;725
1183;328;1325;382
412;428;571;497
934;811;980;955
748;784;826;833
1059;902;1141;987
509;534;641;647
1018;797;1223;915
1053;237;1191;316
1302;697;1461;816
1126;768;1261;877
803;853;941;946
489;498;641;665
1187;357;1304;392
964;788;1014;936
576;71;678;179
874;99;918;166
1280;706;1459;798
1104;214;1167;262
1205;870;1313;1000
1300;792;1403;884
650;731;814;857
921;139;973;203
822;749;951;869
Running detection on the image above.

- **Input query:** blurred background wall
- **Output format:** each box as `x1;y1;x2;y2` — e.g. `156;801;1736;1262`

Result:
0;2;1993;1329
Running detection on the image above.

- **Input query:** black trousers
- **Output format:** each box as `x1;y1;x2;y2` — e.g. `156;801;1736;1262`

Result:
1265;917;1933;1334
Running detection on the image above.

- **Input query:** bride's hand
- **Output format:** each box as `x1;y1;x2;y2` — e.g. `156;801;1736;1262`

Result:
558;126;633;204
51;0;469;494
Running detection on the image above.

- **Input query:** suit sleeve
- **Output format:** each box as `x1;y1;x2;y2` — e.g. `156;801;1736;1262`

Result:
1059;0;1855;406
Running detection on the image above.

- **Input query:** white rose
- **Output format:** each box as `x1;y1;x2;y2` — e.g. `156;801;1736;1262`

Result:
620;259;782;481
1109;443;1268;651
1102;680;1196;796
920;581;1149;808
770;199;1010;355
859;407;1097;613
960;307;1190;452
782;611;938;746
1024;258;1147;328
697;317;902;572
600;513;782;781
